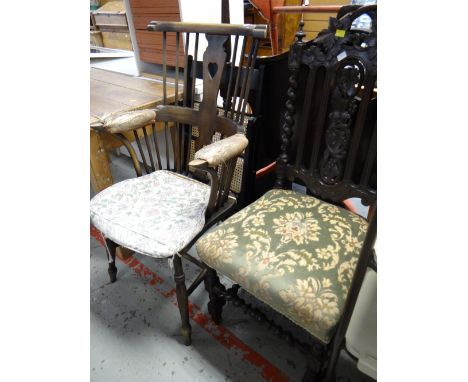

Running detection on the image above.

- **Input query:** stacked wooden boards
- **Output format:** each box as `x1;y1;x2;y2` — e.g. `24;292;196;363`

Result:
127;0;184;66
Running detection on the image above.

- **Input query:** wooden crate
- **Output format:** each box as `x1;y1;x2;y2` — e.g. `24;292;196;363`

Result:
101;30;133;50
90;31;103;47
94;1;128;28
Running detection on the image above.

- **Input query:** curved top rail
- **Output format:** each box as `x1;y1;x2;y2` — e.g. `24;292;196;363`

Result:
147;21;268;39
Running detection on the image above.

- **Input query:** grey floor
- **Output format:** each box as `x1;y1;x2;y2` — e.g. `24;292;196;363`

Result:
90;153;370;382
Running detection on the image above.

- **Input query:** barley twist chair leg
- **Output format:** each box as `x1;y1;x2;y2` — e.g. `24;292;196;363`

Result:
204;268;226;325
105;239;118;283
173;255;192;346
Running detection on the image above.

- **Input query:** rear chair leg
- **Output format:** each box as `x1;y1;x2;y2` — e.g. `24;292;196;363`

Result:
204;268;226;325
173;255;192;346
105;239;118;283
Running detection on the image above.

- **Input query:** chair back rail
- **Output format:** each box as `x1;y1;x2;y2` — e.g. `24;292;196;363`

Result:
276;5;377;208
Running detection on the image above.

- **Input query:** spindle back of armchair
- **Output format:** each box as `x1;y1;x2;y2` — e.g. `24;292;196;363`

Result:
101;22;267;214
141;22;266;167
276;5;377;209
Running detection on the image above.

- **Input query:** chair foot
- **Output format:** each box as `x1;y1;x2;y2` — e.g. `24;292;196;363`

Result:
173;255;192;346
108;263;117;283
301;359;323;382
204;268;226;325
303;343;328;382
105;239;118;283
208;300;223;325
181;326;192;346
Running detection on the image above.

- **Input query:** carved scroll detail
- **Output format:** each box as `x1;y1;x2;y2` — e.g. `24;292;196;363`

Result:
320;62;364;185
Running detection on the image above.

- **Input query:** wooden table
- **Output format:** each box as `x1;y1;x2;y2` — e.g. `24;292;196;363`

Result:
90;67;178;192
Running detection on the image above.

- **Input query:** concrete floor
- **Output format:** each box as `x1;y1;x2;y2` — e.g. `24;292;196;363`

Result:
90;153;373;382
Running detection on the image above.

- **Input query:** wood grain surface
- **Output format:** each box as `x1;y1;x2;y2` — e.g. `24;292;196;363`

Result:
90;67;179;122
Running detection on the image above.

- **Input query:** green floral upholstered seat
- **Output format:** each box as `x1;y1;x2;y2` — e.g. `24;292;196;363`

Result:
196;189;368;343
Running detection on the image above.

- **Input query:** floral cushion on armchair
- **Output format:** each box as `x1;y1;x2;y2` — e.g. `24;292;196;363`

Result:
91;170;210;258
196;189;368;343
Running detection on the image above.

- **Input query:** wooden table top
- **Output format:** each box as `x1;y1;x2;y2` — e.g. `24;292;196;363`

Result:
90;68;179;125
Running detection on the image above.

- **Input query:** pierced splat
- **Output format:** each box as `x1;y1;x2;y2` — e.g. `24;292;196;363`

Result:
208;62;218;78
197;34;229;150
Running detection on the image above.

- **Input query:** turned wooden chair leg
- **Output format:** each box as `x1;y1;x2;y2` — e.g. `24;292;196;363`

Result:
105;238;118;283
173;255;192;346
302;343;328;382
204;268;226;325
322;339;342;382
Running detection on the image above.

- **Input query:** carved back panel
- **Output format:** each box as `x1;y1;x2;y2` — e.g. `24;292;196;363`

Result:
276;5;377;207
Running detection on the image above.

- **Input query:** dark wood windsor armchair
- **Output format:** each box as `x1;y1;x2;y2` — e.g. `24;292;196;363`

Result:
90;21;267;346
196;5;376;381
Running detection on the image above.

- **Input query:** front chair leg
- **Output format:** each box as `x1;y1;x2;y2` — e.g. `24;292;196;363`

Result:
302;343;327;382
302;358;323;382
105;239;118;283
204;268;226;325
173;255;192;346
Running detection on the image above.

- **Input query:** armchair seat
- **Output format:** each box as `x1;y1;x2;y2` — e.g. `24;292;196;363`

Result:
91;170;210;258
196;189;368;343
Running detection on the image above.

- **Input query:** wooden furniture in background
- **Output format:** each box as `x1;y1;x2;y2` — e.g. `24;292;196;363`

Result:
245;0;282;56
92;1;133;51
94;1;128;27
278;0;301;52
273;2;348;53
302;0;349;39
90;31;104;47
247;0;350;55
248;0;285;54
90;67;178;192
127;0;182;65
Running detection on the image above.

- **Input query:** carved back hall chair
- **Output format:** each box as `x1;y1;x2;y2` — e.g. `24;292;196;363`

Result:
196;5;376;381
90;22;267;346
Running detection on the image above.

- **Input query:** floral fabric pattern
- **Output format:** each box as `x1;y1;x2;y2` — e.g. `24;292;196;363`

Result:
91;170;210;258
196;189;368;343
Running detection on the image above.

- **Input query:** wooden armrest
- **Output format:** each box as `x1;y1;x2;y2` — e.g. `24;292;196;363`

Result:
155;105;239;137
155;105;199;125
192;134;248;167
